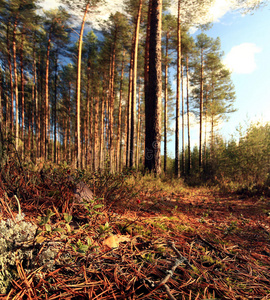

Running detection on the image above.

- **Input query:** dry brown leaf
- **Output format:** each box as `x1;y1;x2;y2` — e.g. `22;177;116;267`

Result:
103;235;130;249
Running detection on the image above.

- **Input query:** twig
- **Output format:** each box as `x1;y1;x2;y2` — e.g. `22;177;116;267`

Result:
168;241;193;268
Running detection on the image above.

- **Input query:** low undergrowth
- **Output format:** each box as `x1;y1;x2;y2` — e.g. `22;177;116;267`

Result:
0;161;270;299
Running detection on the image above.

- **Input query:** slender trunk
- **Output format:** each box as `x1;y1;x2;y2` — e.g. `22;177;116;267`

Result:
76;3;90;168
85;60;91;166
199;48;204;169
37;55;42;159
5;94;9;137
145;0;162;174
88;95;94;169
116;50;125;171
175;0;181;177
126;37;134;168
67;82;71;162
109;28;118;172
164;31;169;173
143;0;152;168
19;32;25;153
53;56;58;163
13;19;19;151
93;96;99;171
28;91;32;153
181;59;185;175
203;85;209;169
45;30;52;159
99;76;106;170
136;80;142;169
130;0;143;168
186;56;191;174
0;70;2;125
7;23;14;134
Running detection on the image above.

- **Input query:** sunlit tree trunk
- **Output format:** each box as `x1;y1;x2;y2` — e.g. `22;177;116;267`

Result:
85;60;91;167
19;32;25;155
186;56;191;174
136;79;142;169
99;75;106;170
130;0;143;168
126;37;134;168
76;2;90;168
109;27;118;172
181;60;185;175
13;19;19;151
6;23;14;134
44;30;52;159
175;0;181;177
93;96;99;171
199;48;204;169
53;56;58;163
164;31;169;173
116;50;125;171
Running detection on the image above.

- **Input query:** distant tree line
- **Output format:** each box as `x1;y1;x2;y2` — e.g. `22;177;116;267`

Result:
0;0;265;183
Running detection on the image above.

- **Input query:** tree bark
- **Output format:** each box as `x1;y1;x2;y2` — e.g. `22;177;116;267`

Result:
126;36;134;168
199;48;204;169
181;59;185;175
45;30;52;159
76;2;90;168
13;19;19;151
116;49;125;171
186;56;191;174
175;0;181;177
164;31;169;173
130;0;143;168
145;0;162;175
19;32;25;154
6;22;14;134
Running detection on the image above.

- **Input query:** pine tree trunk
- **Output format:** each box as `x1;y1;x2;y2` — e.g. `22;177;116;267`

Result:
99;84;105;170
93;96;99;171
130;0;143;168
116;50;125;171
6;23;14;134
13;19;19;151
126;38;134;168
181;60;185;175
175;0;181;177
37;55;42;159
186;56;191;174
144;0;151;138
76;2;90;169
53;56;58;163
0;70;2;125
199;48;204;169
164;31;169;173
85;60;91;167
136;80;142;169
67;82;71;162
19;32;25;155
45;30;52;160
145;0;162;175
109;28;118;172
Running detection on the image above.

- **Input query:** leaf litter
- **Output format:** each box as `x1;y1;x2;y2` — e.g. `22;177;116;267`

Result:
0;164;269;299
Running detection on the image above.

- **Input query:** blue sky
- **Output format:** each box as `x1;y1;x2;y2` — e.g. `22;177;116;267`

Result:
206;3;270;140
166;1;270;156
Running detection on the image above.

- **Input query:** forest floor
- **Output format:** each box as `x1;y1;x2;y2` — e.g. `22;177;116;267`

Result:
0;165;270;299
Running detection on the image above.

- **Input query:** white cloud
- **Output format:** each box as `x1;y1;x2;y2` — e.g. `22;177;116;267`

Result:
40;0;61;10
223;43;262;74
39;0;126;29
207;0;231;22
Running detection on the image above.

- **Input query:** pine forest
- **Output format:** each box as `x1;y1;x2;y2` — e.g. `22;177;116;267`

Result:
0;0;270;299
